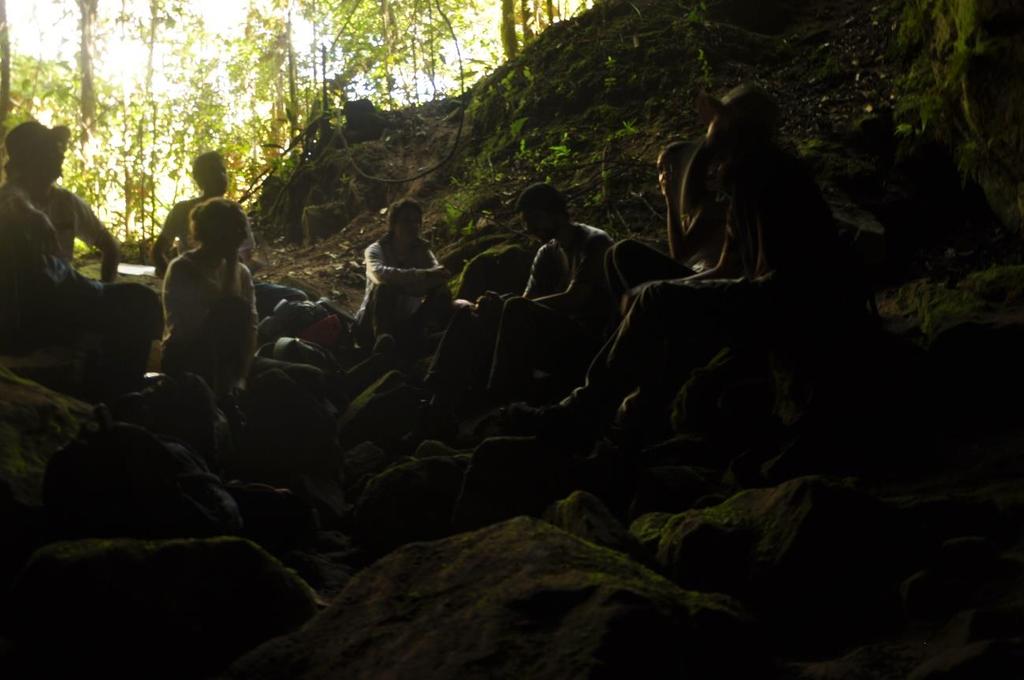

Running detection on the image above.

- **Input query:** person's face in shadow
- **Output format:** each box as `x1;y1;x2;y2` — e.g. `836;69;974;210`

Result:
194;161;229;197
392;208;422;250
522;208;559;241
18;139;67;187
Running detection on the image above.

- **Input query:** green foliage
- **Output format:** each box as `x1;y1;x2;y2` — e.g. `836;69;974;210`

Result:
895;0;1024;228
3;0;594;256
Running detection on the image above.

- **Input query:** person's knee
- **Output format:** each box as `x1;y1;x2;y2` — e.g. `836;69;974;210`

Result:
612;239;645;262
501;295;534;321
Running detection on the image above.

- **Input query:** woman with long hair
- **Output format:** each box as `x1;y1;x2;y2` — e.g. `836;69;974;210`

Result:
162;198;257;396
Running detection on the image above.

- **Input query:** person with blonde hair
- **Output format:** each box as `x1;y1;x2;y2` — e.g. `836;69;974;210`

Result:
162;198;257;396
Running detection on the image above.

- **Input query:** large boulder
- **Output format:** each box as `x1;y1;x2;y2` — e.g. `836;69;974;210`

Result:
3;537;318;678
226;517;761;679
649;476;907;648
337;370;426;450
0;368;92;586
44;422;243;539
453;436;573;531
671;347;777;449
0;367;92;509
353;456;465;553
450;242;534;301
883;266;1024;426
543;490;646;562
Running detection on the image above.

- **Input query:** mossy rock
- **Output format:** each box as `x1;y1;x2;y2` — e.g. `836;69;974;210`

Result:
671;347;776;442
882;265;1024;341
897;0;1024;229
412;439;469;459
5;536;318;677
629;512;675;556
437;232;518;278
0;366;92;508
353;456;465;554
337;370;426;448
543;489;646;562
226;517;762;678
649;476;908;648
450;242;535;300
452;436;573;531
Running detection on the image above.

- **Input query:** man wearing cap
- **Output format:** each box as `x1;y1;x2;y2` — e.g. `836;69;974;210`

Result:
425;183;613;410
0;121;161;398
2;121;120;282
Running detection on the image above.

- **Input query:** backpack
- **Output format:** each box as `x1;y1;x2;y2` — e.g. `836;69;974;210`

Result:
44;413;242;539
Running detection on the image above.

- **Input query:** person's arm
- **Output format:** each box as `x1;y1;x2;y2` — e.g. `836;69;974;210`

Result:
97;228;120;283
532;282;594;315
152;205;185;278
162;258;206;341
523;241;566;299
663;161;687;261
533;237;608;315
71;194;120;282
365;242;447;293
670;140;714;261
237;266;258;390
237;223;264;272
684;226;743;281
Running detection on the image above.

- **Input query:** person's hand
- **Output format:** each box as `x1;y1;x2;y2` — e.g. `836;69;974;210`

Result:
658;161;675;200
475;290;503;316
429;265;451;281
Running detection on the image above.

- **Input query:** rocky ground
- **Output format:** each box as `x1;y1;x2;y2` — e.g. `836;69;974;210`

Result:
4;0;1024;677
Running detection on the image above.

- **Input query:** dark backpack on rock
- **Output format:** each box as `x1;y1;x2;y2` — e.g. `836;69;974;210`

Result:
109;373;232;472
43;416;242;539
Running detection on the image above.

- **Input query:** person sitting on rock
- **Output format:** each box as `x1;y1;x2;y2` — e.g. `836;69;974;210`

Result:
353;198;452;353
508;84;865;441
0;190;162;399
425;183;613;410
152;151;307;317
1;121;121;282
162;198;258;397
604;139;727;318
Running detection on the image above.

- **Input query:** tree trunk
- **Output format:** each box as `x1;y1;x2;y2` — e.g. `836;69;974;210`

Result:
286;3;300;136
144;0;159;259
426;0;437;97
521;0;534;42
501;0;518;60
0;0;12;183
77;0;99;146
547;0;554;24
380;0;396;107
